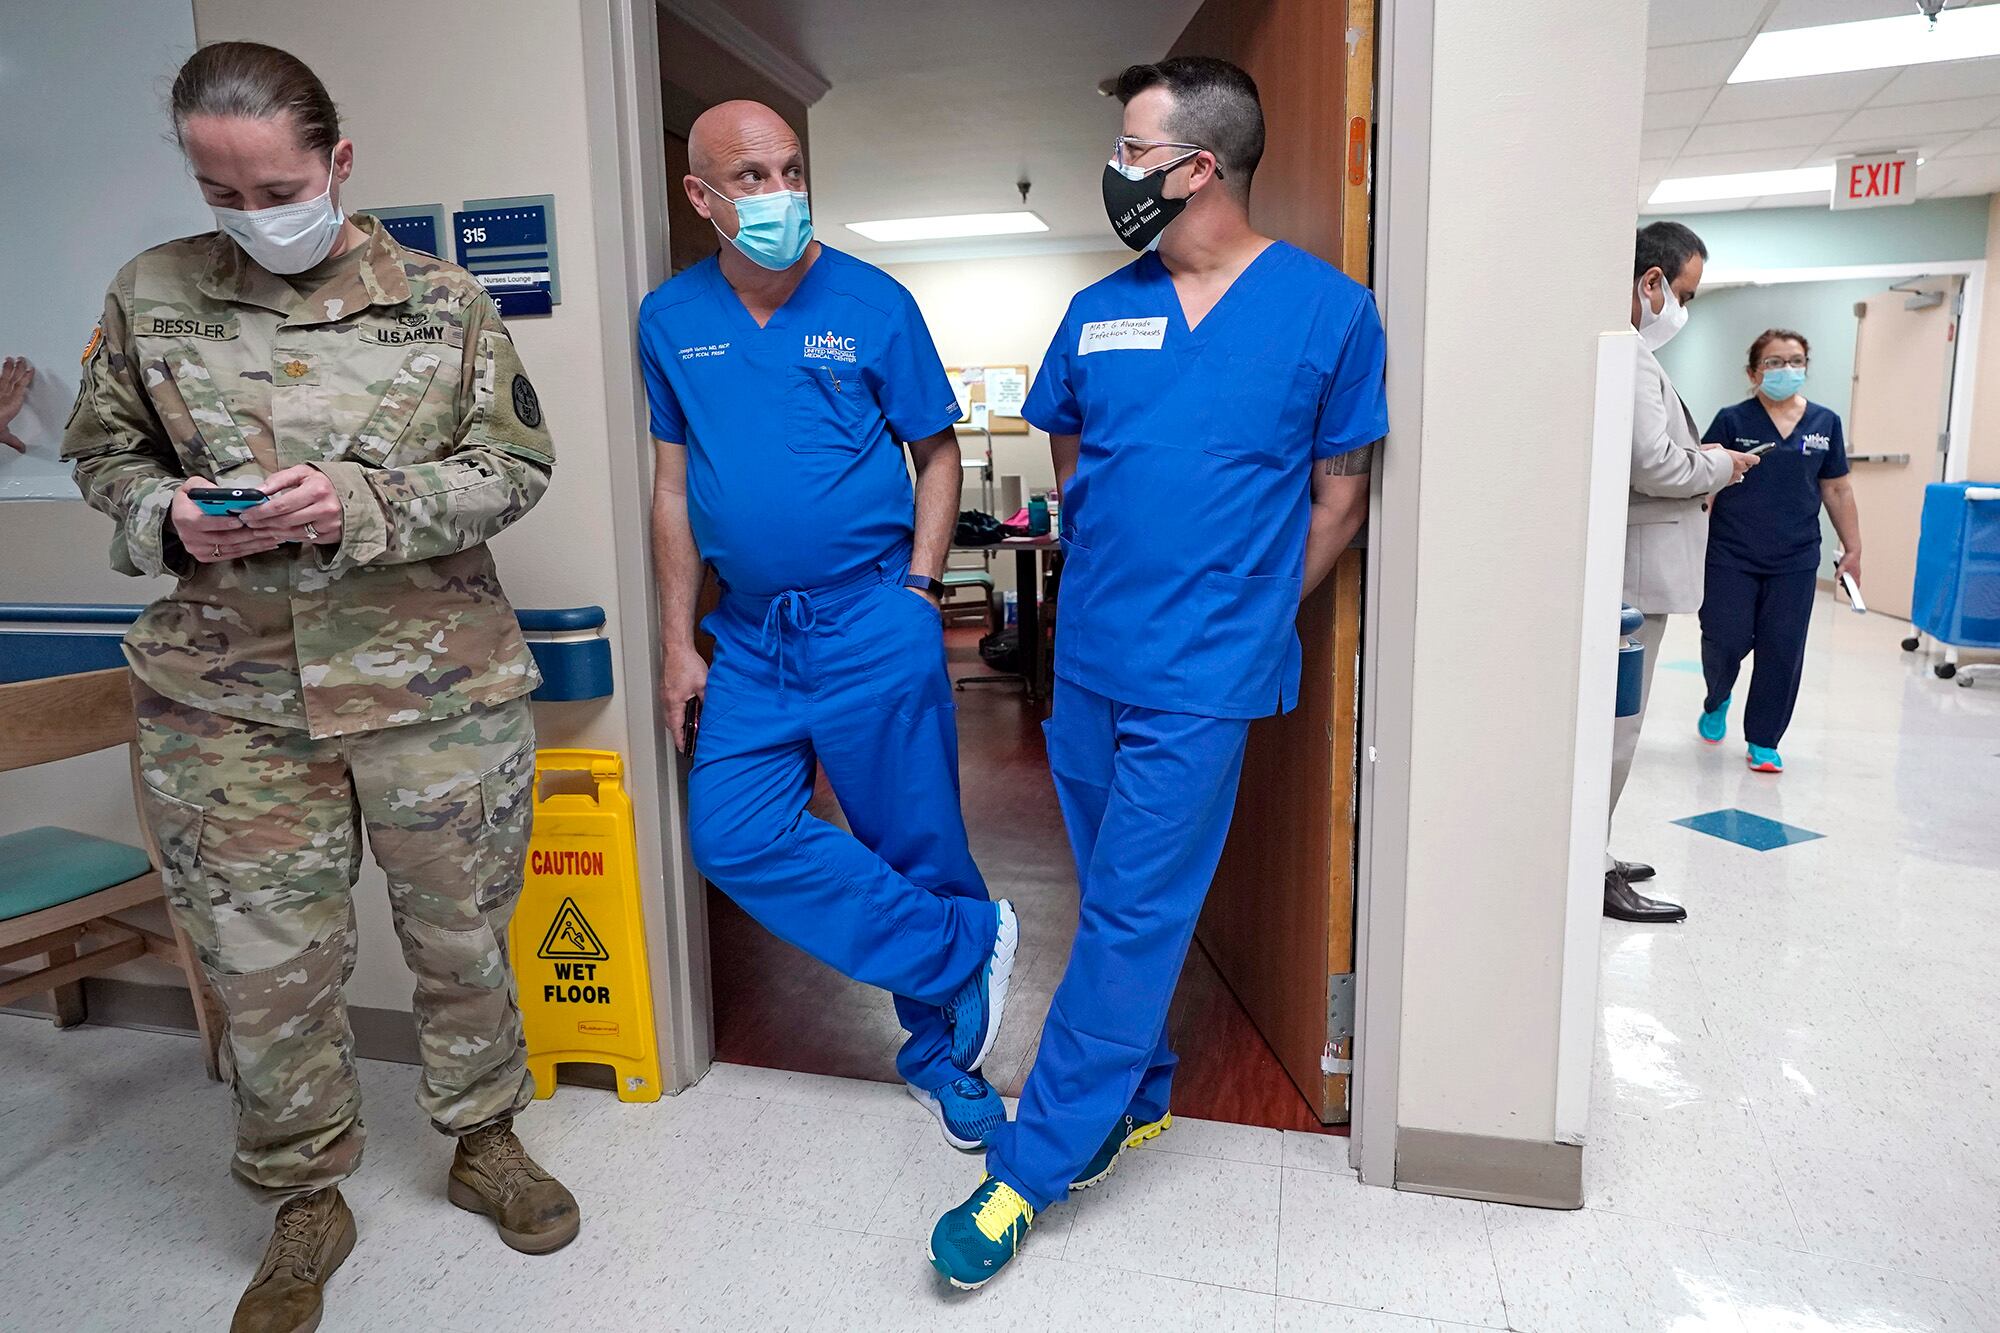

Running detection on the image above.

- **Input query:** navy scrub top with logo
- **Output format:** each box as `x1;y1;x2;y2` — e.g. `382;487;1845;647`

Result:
1702;397;1849;575
637;245;962;597
1023;241;1388;719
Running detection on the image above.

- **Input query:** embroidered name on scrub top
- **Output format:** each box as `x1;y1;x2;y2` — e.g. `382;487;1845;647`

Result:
1079;317;1168;353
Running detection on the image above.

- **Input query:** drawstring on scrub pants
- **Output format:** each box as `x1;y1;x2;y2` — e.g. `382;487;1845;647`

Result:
759;589;818;696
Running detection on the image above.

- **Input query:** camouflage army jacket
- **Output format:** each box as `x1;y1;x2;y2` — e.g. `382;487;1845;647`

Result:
62;215;554;739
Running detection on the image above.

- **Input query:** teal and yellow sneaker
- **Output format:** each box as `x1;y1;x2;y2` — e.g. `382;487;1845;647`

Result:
945;900;1017;1073
1698;698;1729;744
1070;1111;1173;1191
908;1074;1006;1151
929;1176;1033;1290
1746;744;1783;773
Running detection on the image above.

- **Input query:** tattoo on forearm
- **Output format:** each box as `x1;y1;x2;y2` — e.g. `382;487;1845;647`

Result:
1323;444;1375;476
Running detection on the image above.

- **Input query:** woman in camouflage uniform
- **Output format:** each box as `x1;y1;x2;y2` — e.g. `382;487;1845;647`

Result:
61;42;578;1333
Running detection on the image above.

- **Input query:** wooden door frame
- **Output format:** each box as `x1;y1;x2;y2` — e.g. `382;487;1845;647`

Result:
1703;259;1986;484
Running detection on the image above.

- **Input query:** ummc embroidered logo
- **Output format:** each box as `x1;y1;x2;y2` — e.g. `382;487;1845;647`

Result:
1802;432;1831;452
802;329;858;364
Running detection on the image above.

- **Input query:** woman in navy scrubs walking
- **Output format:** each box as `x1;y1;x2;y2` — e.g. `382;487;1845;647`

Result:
1697;329;1864;772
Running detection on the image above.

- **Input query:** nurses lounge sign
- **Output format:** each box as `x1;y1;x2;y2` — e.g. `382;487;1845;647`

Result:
1831;151;1919;211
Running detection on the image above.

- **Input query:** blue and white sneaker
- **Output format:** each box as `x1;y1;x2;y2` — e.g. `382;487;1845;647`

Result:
929;1176;1033;1291
1069;1110;1173;1191
946;900;1017;1074
909;1074;1006;1151
1698;697;1729;744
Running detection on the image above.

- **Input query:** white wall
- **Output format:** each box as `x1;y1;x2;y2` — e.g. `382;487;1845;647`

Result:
1;0;641;1015
883;248;1129;588
1390;0;1645;1150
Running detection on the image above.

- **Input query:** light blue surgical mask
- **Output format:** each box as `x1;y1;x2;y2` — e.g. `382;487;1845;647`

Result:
1760;366;1807;400
699;180;812;270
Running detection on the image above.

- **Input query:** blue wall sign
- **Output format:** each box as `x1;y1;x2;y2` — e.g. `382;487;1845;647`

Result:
453;194;559;318
369;203;448;258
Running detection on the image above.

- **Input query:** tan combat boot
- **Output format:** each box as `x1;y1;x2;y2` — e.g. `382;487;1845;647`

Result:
229;1187;356;1333
447;1118;581;1254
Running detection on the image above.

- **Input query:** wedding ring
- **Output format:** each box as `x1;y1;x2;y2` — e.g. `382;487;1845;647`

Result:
304;523;319;542
212;545;222;558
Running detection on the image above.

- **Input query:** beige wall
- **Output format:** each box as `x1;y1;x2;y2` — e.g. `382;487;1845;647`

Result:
1;0;638;1013
1390;0;1646;1148
882;249;1128;589
1971;195;2000;481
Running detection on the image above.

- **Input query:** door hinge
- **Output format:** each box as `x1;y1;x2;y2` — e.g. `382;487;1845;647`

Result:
1327;972;1355;1042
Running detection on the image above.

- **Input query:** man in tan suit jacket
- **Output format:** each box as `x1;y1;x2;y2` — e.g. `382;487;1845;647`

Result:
1608;222;1758;922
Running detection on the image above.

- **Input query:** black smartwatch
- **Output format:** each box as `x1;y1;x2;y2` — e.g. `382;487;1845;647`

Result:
904;574;945;599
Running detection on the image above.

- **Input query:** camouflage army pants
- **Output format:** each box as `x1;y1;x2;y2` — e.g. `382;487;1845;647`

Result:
132;683;539;1200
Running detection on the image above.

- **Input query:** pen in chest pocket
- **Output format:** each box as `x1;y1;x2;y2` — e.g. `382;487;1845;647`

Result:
824;366;842;394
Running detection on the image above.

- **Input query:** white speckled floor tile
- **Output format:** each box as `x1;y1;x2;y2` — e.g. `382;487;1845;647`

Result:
1280;1128;1358;1174
1484;1205;1747;1333
1063;1146;1283;1292
1768;1139;2000;1288
1585;1100;1804;1246
1703;1235;1995;1333
1276;1168;1505;1326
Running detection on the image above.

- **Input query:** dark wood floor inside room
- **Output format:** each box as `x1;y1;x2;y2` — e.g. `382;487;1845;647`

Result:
708;624;1342;1136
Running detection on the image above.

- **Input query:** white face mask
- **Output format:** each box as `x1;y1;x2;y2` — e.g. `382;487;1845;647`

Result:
211;160;345;275
1635;273;1688;352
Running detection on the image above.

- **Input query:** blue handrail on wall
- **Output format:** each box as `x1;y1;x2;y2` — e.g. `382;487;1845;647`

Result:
0;602;614;701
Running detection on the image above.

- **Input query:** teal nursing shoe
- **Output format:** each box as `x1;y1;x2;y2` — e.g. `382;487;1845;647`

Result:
1698;698;1729;744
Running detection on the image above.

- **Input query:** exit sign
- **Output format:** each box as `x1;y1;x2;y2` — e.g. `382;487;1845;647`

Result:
1831;152;1918;210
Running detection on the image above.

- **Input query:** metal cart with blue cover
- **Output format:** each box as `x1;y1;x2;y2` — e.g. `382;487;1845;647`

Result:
1904;482;2000;687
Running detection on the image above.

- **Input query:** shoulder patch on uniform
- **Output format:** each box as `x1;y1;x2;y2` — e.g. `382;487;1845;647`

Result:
511;374;542;428
80;324;102;366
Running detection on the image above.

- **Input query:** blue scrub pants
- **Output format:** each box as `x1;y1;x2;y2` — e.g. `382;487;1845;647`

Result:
1700;563;1817;749
986;678;1251;1210
688;558;997;1092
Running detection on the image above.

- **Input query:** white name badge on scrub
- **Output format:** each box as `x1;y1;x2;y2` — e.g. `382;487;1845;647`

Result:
1078;317;1168;355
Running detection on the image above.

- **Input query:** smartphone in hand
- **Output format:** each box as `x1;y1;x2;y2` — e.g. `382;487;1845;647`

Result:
187;487;269;516
681;697;701;759
1837;569;1867;615
1746;443;1778;458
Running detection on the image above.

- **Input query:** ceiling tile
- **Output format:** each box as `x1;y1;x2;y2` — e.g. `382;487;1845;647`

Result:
1647;38;1754;92
1646;87;1720;129
1666;148;1817;177
1707;70;1899;121
1870;57;2000;106
1829;94;2000;144
1642;126;1694;158
1650;0;1770;46
1938;126;2000;156
1765;0;1928;29
1928;155;2000;195
1683;112;1852;154
1642;196;1758;215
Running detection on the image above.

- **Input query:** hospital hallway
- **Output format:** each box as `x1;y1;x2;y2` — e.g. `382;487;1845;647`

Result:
8;588;1998;1328
706;623;1342;1136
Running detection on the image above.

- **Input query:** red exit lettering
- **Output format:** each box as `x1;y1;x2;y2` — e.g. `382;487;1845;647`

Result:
1848;160;1907;201
531;849;605;876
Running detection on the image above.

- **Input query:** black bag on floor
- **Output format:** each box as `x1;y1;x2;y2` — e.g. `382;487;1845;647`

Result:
978;628;1022;673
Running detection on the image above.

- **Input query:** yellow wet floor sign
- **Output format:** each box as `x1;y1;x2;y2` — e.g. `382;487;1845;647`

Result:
510;749;662;1102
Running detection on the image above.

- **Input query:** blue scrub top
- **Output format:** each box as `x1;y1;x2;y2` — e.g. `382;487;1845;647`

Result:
1024;242;1388;719
1702;398;1849;575
637;246;962;597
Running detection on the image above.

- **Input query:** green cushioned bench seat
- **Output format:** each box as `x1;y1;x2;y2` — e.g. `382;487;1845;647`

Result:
0;826;154;921
942;570;995;588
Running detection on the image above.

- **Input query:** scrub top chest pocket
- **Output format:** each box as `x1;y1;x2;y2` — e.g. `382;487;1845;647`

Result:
1202;352;1320;471
786;360;872;454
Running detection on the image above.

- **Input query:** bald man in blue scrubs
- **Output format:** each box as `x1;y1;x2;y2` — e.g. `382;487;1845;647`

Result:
930;58;1386;1288
640;101;1016;1153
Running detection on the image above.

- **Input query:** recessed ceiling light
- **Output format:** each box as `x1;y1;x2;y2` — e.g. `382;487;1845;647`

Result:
1730;6;2000;83
845;211;1050;243
1649;165;1836;205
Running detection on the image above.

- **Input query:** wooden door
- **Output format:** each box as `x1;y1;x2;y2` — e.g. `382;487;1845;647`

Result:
1848;280;1962;620
1172;0;1375;1123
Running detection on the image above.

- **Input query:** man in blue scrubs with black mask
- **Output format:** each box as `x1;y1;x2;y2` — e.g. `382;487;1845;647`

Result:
930;58;1386;1288
640;101;1017;1152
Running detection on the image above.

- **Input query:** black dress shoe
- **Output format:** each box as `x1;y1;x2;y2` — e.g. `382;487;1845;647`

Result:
1603;870;1686;923
1614;860;1656;883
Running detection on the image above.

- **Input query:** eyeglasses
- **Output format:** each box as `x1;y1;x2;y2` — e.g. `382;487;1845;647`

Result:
1757;355;1808;370
1111;135;1222;178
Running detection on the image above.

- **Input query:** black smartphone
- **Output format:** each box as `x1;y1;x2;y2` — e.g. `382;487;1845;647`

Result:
187;486;270;516
1746;443;1778;458
681;697;701;759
